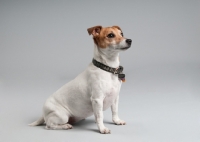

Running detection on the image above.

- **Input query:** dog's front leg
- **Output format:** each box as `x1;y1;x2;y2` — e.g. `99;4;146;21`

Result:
91;98;111;134
111;95;126;125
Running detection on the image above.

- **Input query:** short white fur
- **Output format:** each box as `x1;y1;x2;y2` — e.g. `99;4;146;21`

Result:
29;25;131;134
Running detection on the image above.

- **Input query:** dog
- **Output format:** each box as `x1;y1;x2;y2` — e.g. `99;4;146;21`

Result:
29;25;132;134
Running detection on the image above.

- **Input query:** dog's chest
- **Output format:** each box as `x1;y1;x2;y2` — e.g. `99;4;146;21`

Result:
103;76;121;110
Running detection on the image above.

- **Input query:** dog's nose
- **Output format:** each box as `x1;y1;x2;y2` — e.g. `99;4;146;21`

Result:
126;39;132;45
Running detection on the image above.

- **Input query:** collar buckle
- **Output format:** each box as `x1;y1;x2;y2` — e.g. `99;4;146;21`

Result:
114;66;123;74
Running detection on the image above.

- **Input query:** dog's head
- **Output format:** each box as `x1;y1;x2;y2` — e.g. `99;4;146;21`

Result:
87;25;132;51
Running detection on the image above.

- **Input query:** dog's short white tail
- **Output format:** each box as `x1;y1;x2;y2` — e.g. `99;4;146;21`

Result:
29;117;44;126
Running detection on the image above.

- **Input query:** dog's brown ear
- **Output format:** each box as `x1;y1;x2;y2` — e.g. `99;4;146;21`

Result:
87;25;102;36
112;25;122;31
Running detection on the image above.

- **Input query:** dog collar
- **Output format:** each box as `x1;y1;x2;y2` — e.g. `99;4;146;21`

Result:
92;58;126;82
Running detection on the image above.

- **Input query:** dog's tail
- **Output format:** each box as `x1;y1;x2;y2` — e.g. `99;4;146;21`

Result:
29;117;45;126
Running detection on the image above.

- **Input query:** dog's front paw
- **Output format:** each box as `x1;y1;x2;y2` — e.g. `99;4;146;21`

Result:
99;127;111;134
113;119;126;125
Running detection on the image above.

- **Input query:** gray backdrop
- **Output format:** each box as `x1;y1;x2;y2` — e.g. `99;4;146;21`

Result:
0;0;200;142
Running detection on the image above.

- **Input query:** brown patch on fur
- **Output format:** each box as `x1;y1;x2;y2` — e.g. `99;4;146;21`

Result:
112;25;122;31
87;25;125;48
87;26;102;36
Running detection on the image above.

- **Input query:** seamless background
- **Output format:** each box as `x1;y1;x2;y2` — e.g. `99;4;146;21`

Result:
0;0;200;142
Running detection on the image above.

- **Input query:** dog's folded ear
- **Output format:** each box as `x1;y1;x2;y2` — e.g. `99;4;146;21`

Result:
112;25;122;31
87;26;102;36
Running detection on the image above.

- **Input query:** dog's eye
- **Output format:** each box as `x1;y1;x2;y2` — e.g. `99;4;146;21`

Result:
107;33;115;38
121;33;123;37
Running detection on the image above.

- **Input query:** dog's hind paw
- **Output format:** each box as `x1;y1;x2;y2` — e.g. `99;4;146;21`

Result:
62;124;73;129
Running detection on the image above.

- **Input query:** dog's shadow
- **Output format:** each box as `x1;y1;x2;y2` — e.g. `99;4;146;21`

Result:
73;119;96;131
73;119;114;133
72;119;103;133
29;118;115;133
73;119;99;133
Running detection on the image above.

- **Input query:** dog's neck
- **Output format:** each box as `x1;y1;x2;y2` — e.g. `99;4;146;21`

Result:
93;44;120;68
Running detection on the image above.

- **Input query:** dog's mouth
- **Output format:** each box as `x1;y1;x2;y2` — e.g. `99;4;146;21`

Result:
119;46;131;50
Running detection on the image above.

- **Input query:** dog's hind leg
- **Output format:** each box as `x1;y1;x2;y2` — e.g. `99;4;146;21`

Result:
45;111;73;130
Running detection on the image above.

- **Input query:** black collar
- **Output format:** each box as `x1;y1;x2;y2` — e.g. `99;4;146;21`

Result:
92;58;126;82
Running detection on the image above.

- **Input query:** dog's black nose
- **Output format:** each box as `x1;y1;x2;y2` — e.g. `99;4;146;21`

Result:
126;39;132;45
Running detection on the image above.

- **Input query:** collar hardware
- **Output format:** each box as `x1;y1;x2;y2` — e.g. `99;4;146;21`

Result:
92;58;126;82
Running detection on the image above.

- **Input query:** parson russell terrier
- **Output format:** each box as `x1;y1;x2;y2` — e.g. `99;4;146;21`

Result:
29;25;132;134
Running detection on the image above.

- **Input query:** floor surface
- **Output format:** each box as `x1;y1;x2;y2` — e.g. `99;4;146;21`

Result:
1;64;200;142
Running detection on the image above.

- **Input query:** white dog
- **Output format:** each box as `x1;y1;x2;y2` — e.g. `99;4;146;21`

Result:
29;25;132;134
